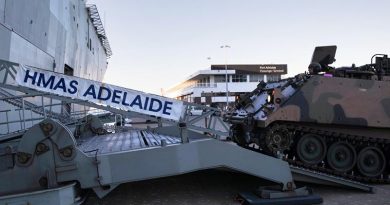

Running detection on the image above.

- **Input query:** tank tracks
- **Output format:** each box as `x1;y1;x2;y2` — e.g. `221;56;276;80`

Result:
260;122;390;184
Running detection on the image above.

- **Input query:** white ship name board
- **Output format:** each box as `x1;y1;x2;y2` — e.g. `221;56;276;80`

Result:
15;65;184;121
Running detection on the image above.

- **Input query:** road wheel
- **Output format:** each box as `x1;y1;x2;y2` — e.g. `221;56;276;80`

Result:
296;134;327;165
326;142;356;172
357;146;386;178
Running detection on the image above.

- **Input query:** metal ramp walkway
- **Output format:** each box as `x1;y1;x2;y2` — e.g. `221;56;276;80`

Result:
77;130;182;155
291;166;375;193
0;119;294;197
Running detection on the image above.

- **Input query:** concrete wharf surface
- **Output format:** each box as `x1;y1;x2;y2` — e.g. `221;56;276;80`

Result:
85;169;390;205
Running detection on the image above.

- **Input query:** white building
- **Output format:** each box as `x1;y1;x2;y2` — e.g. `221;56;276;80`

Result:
164;64;287;108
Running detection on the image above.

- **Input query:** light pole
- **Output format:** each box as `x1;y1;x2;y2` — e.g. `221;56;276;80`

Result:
220;45;230;110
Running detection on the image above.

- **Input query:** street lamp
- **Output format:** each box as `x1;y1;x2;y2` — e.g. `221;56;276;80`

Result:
220;45;230;110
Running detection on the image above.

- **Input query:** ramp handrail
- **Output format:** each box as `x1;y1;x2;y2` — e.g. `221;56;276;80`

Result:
0;59;229;139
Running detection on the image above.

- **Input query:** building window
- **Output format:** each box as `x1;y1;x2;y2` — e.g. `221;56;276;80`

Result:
249;74;264;82
196;77;210;87
232;74;247;82
215;75;228;83
215;75;228;82
267;75;280;82
64;64;74;76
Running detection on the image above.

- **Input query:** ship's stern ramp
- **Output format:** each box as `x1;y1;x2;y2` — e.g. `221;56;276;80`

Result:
0;119;294;199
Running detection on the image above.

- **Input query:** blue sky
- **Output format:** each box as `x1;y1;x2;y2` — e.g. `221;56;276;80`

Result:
89;0;390;94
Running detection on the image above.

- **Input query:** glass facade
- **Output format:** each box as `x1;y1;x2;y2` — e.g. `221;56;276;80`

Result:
215;75;227;83
232;74;247;82
249;74;264;82
267;75;280;82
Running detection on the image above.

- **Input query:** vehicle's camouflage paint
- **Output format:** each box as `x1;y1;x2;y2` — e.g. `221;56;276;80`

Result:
265;75;390;128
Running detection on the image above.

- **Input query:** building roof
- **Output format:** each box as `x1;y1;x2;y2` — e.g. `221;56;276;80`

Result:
165;69;235;94
184;69;236;81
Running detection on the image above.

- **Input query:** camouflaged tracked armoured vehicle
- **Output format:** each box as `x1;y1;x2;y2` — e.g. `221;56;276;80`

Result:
226;46;390;183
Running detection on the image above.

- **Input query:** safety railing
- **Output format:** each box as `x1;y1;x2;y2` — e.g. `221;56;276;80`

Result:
193;83;217;88
0;91;93;137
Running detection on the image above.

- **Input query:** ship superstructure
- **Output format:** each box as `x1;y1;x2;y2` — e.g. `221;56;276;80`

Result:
0;0;111;135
